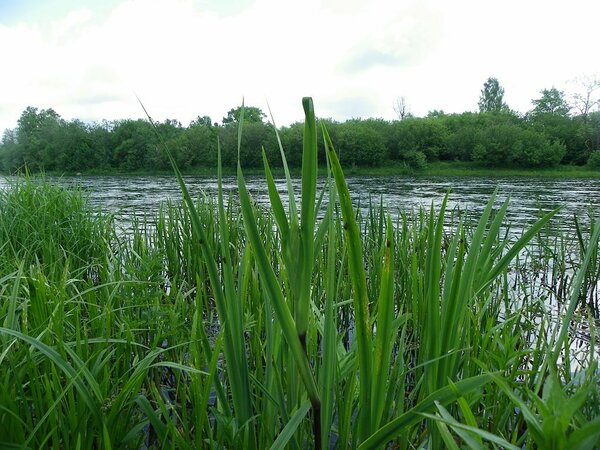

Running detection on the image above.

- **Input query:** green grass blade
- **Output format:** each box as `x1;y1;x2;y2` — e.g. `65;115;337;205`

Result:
371;214;395;429
266;100;298;221
269;400;311;450
236;167;319;397
551;216;600;365
358;374;491;450
322;121;373;441
139;99;253;431
320;176;338;448
478;207;559;294
296;97;319;344
262;148;289;241
0;327;100;421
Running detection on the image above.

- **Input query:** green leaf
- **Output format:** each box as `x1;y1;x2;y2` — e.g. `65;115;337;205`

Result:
358;374;491;450
269;400;311;450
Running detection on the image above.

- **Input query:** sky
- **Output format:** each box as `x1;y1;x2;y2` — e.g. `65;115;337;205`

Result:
1;0;599;135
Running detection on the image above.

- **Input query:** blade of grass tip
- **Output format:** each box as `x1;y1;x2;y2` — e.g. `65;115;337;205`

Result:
266;100;298;220
262;148;289;241
322;122;373;442
429;402;484;450
473;196;511;286
422;402;521;450
296;97;318;349
478;207;560;295
269;400;311;450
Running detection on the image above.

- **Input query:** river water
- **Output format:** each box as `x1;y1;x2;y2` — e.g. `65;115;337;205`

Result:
1;174;599;237
13;174;598;232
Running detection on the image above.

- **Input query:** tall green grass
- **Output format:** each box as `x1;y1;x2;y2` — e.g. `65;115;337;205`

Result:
0;98;599;449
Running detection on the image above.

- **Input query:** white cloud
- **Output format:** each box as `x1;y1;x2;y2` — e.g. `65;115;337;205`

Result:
1;0;599;136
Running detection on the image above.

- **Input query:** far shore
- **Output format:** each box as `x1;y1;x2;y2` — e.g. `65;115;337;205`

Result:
6;161;599;179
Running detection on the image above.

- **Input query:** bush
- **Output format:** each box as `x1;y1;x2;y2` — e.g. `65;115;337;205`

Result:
405;150;427;170
588;151;600;170
337;123;387;166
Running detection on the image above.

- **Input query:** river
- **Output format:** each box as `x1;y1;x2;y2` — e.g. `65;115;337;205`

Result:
1;174;600;230
18;175;600;230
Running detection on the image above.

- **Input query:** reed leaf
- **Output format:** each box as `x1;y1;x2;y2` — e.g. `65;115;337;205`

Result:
322;121;373;442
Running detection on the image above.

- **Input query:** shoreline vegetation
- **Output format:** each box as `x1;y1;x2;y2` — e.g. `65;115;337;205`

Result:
1;98;599;448
1;78;600;177
34;160;600;179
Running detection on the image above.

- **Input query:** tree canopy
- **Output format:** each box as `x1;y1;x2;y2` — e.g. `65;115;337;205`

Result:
478;77;509;113
1;90;599;173
530;88;570;117
222;106;266;125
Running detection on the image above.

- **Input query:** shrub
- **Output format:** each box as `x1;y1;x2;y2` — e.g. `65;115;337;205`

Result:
587;151;600;169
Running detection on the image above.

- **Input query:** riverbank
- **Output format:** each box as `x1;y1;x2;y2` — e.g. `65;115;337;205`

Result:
12;160;599;179
1;169;599;448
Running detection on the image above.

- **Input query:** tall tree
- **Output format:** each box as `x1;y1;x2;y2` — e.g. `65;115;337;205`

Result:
222;106;266;124
189;115;213;127
16;106;63;170
478;77;509;113
530;88;570;117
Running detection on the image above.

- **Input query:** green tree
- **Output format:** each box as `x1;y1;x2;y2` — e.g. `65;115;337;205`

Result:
279;122;304;167
219;121;277;167
337;122;387;167
172;122;218;168
55;120;95;171
0;129;19;172
478;77;509;113
530;88;570;117
390;117;448;161
439;112;483;161
473;122;565;168
222;105;266;125
111;119;157;170
528;113;586;164
15;106;63;170
189;115;213;127
587;150;600;169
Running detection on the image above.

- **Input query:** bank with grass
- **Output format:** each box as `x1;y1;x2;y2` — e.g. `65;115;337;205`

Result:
1;98;599;449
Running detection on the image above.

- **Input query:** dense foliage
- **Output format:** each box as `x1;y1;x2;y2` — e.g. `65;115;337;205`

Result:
1;79;600;172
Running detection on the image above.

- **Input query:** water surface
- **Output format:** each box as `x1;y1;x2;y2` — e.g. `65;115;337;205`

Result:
2;174;599;230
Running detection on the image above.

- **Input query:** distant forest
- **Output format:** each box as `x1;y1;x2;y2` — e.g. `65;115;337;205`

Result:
1;78;600;173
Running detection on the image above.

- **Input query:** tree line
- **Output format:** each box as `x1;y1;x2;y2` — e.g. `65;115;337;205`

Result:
1;77;600;173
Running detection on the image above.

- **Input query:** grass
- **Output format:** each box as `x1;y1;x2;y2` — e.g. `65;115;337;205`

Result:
0;98;599;449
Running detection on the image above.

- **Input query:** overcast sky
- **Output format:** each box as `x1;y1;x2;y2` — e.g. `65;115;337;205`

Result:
1;0;599;135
